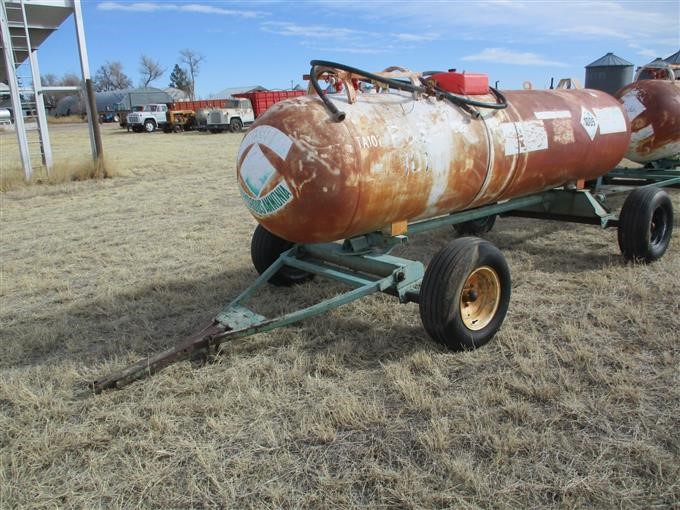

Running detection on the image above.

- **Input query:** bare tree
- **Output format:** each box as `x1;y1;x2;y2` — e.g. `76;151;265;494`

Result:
139;55;165;88
94;61;132;92
41;73;82;112
61;73;82;87
42;73;58;86
40;74;59;110
179;49;205;100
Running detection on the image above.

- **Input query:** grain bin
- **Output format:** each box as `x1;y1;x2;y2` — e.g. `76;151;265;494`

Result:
585;52;634;94
665;49;680;79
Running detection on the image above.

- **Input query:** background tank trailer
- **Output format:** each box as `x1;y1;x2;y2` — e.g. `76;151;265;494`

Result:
206;99;255;133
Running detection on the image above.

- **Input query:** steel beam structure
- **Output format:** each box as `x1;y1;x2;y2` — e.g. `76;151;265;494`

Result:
0;0;96;180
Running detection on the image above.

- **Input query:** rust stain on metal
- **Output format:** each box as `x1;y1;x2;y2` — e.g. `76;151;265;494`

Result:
552;119;576;145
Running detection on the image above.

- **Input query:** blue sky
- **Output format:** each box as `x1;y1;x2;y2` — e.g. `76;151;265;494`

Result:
34;0;680;96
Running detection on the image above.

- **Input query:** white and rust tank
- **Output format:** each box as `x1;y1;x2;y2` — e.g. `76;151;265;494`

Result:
236;72;630;244
615;71;680;163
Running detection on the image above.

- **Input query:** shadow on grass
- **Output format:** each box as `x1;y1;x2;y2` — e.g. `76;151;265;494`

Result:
413;219;623;273
0;263;435;375
2;217;626;376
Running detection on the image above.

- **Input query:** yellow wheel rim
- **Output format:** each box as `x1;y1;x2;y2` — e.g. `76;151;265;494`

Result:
459;266;501;331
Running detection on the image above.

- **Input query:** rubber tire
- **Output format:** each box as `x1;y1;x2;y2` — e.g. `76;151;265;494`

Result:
144;120;156;133
618;187;673;263
419;237;511;350
230;118;243;132
173;124;183;133
454;215;497;236
251;225;313;286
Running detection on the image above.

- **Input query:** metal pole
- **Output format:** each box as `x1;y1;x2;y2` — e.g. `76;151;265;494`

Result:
20;0;53;171
28;50;53;170
72;0;98;161
85;78;103;159
0;0;32;180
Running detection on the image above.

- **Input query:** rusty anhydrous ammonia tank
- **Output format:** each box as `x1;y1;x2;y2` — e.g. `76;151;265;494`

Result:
615;79;680;163
237;88;630;244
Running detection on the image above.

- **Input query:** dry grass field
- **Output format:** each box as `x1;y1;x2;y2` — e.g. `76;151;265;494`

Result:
1;122;679;509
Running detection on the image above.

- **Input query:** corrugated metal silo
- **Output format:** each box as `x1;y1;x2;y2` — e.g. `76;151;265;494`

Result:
664;50;680;79
585;52;634;94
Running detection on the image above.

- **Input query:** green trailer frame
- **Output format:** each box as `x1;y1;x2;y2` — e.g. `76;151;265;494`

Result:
599;160;680;189
93;172;677;392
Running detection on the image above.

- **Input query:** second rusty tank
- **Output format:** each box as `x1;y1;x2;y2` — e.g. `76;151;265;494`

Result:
615;72;680;164
237;63;631;244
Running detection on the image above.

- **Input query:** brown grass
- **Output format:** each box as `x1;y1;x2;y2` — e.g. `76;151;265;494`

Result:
0;158;119;192
1;123;679;508
47;115;88;124
0;123;119;191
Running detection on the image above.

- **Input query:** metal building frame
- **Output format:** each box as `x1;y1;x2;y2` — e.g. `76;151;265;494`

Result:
0;0;96;180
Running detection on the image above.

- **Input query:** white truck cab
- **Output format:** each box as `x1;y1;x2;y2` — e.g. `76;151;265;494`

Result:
206;99;255;133
127;104;169;132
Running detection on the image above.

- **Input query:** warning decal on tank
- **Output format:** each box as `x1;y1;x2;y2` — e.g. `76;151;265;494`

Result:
534;110;571;120
620;91;646;120
593;106;627;135
580;107;598;140
500;121;548;156
238;125;294;217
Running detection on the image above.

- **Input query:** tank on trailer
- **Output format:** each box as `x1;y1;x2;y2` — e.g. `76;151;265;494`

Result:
237;69;630;244
615;62;680;164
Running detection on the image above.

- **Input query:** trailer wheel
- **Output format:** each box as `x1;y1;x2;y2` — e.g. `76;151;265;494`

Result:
144;119;156;133
173;124;183;133
454;214;497;236
618;187;673;263
230;118;243;132
251;225;314;286
419;237;510;350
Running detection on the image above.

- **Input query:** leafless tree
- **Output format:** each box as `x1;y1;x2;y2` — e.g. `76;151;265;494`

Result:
40;73;82;111
41;73;58;86
139;55;165;88
40;73;59;110
179;49;205;100
94;61;132;92
61;73;82;87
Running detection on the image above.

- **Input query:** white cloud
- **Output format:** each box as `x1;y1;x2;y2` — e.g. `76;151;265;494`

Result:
636;48;661;58
261;21;437;49
261;22;365;39
462;48;567;67
97;2;267;18
320;1;678;46
391;32;439;43
310;47;391;55
557;26;630;39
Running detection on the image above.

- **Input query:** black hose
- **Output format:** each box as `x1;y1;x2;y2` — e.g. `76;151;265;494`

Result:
309;59;507;122
309;64;346;122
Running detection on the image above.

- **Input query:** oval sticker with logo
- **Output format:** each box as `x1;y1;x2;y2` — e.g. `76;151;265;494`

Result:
238;126;294;217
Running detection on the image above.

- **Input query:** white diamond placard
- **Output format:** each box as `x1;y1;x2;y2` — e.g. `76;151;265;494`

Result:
580;107;599;140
